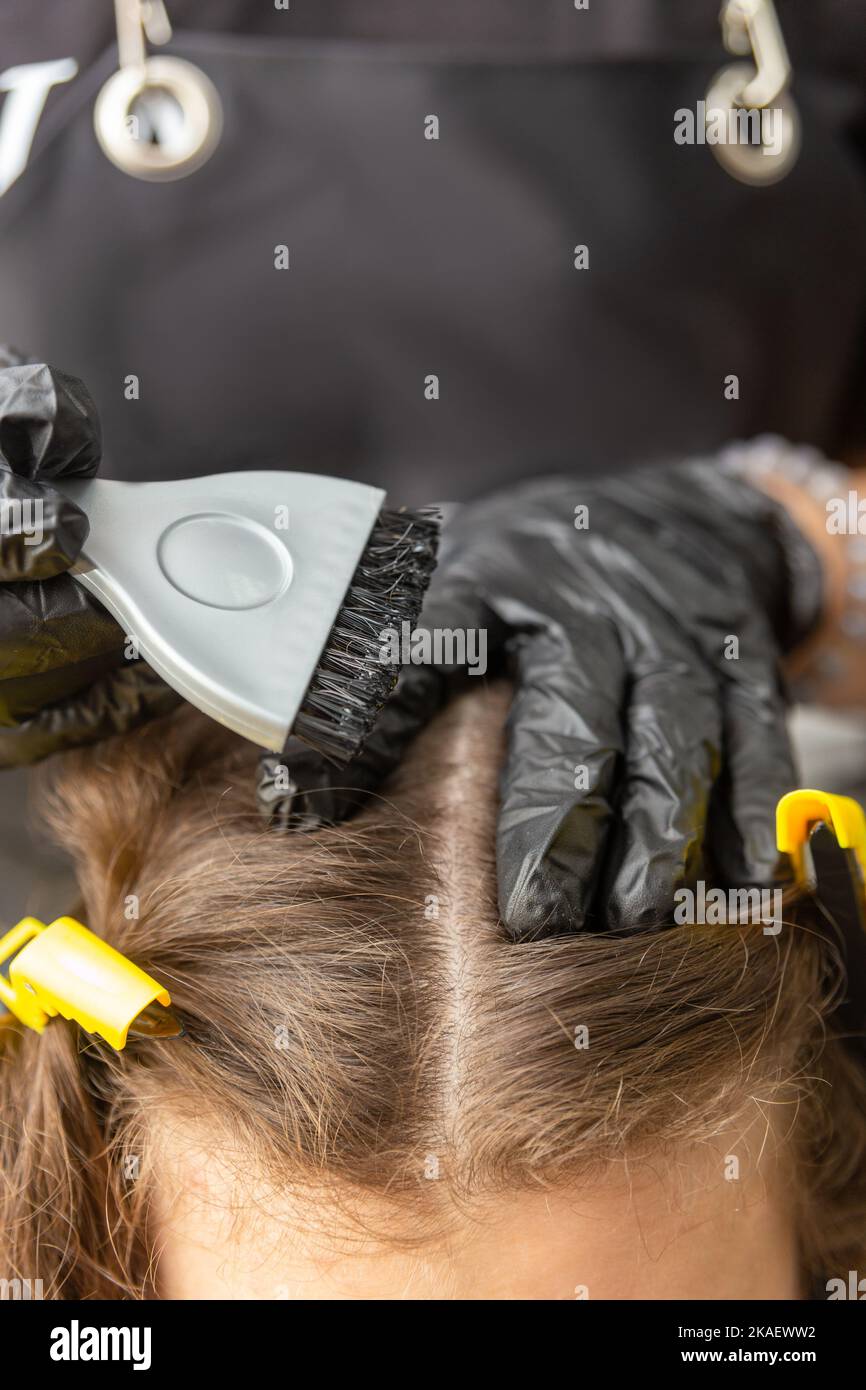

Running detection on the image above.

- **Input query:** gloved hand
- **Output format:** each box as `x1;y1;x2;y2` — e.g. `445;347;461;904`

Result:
0;351;179;765
260;459;823;936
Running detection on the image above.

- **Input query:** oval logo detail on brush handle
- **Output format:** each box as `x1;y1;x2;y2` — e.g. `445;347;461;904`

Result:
157;513;293;610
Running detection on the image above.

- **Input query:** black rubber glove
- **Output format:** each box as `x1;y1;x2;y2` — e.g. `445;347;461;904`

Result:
0;352;179;766
259;459;823;937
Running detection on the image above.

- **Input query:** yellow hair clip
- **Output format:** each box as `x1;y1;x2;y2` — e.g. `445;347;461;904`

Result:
776;789;866;891
0;916;182;1051
777;789;866;1059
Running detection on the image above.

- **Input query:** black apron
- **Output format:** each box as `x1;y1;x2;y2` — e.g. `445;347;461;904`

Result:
1;27;865;508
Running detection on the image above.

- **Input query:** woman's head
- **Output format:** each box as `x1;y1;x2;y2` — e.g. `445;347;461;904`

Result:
2;684;865;1298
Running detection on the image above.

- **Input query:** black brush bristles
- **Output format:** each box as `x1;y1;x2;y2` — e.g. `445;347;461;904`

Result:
291;506;440;764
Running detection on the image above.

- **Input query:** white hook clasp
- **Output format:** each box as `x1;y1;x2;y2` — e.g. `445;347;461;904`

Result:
114;0;172;71
720;0;791;109
707;0;800;185
94;0;222;181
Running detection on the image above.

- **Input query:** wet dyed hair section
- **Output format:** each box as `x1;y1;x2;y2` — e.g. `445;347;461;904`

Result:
0;685;864;1296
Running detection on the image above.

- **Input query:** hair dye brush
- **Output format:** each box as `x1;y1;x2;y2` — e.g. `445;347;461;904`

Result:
55;472;439;762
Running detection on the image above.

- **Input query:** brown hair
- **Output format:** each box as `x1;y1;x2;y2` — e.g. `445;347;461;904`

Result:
1;683;865;1297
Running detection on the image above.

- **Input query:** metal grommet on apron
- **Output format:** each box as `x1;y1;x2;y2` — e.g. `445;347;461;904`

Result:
93;0;222;181
707;0;800;187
